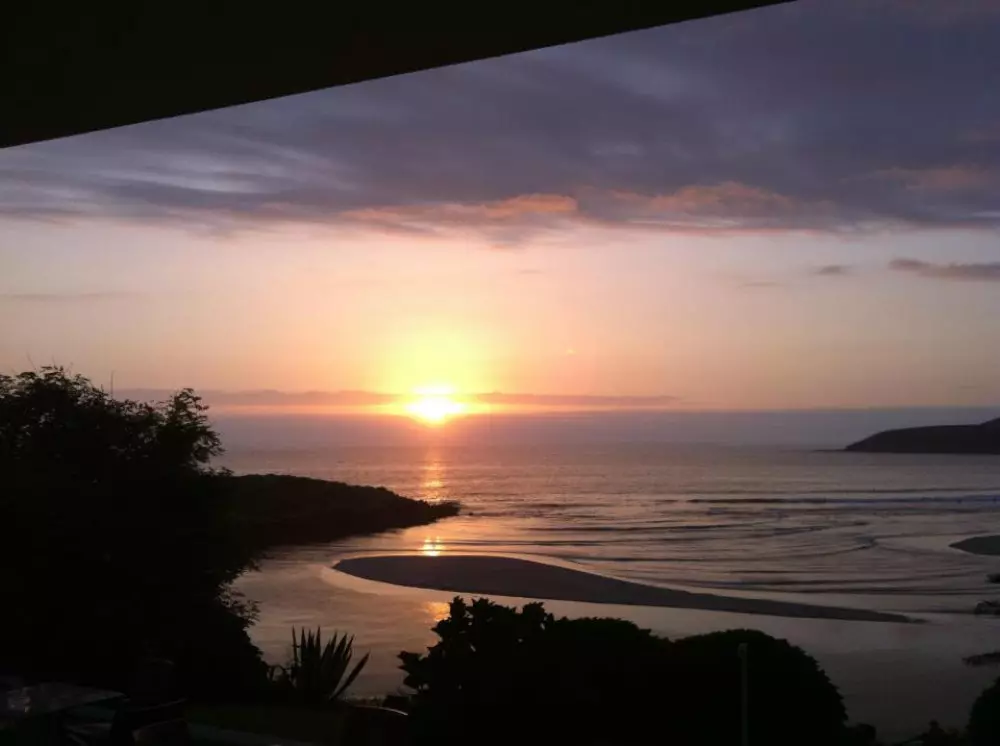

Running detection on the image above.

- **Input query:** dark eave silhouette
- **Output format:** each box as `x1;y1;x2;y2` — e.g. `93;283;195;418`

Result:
1;1;789;149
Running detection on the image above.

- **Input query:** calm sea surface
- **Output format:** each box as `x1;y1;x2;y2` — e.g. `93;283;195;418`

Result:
223;442;1000;738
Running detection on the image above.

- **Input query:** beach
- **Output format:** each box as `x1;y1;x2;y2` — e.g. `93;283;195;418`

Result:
952;535;1000;556
335;554;910;622
228;443;1000;739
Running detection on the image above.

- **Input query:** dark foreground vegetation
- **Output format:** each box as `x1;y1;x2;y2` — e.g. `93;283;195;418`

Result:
0;367;454;702
3;367;1000;745
400;597;844;746
395;597;1000;746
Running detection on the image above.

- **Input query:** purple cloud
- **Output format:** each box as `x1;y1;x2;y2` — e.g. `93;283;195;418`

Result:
0;292;139;303
1;1;999;237
889;259;1000;281
812;265;852;277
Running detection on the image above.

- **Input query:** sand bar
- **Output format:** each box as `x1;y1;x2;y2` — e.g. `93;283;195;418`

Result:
952;535;1000;556
335;555;910;623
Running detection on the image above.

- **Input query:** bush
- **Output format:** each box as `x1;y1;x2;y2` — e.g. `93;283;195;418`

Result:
969;676;1000;746
400;598;846;746
399;597;672;745
668;629;846;746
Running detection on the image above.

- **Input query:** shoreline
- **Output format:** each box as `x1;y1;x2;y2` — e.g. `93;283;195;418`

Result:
951;535;1000;556
335;554;911;623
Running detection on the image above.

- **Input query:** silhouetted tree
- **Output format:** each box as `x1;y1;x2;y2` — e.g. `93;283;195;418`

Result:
669;628;846;746
0;368;265;698
400;598;846;746
399;597;673;745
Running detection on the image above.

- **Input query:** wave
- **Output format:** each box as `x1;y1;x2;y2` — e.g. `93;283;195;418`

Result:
689;485;1000;495
687;493;1000;505
538;521;773;533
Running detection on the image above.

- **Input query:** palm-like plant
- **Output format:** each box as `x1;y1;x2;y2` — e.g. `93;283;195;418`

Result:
270;627;370;707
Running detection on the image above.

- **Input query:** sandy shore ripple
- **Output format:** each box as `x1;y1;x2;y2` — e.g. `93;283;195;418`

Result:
335;555;910;623
952;535;1000;556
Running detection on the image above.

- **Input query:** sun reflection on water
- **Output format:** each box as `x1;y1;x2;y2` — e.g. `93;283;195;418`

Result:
421;455;446;502
420;537;446;557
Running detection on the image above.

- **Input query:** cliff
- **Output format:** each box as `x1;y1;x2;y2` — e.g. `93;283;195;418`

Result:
845;417;1000;454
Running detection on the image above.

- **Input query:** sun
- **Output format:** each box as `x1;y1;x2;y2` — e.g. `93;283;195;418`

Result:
404;385;467;426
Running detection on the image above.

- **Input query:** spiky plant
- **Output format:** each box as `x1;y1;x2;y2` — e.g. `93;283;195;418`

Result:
270;627;370;707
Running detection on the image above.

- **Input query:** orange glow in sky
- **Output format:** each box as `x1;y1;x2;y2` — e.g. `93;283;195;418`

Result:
4;2;1000;415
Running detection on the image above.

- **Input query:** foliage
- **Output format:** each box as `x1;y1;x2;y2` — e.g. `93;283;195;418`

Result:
400;597;847;746
400;597;671;745
910;720;965;745
269;628;369;708
668;628;846;746
969;677;1000;746
0;367;265;697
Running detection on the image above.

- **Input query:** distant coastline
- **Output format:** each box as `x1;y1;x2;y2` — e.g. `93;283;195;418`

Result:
223;473;459;552
845;417;1000;455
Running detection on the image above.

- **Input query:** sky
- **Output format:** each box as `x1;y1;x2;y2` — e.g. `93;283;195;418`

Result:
2;0;1000;415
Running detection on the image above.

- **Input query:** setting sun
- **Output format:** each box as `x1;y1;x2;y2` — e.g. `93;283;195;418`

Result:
404;385;467;425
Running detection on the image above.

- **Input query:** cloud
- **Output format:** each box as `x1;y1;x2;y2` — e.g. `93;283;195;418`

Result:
871;165;991;191
0;292;138;303
874;0;1000;24
737;280;784;289
476;393;676;408
116;389;678;411
812;264;852;277
602;182;836;231
338;193;578;238
889;258;1000;281
1;1;999;237
624;182;793;212
118;390;394;407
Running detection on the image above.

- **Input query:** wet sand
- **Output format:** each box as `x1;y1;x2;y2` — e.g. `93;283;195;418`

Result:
335;554;910;623
952;535;1000;556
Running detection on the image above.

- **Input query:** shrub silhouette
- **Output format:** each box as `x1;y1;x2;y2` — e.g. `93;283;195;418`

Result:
669;628;846;746
400;598;845;746
0;367;265;697
399;597;672;745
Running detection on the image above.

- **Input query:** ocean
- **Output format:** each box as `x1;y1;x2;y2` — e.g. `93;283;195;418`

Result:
219;413;1000;739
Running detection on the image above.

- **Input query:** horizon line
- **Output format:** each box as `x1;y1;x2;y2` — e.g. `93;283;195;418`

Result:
111;388;1000;416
